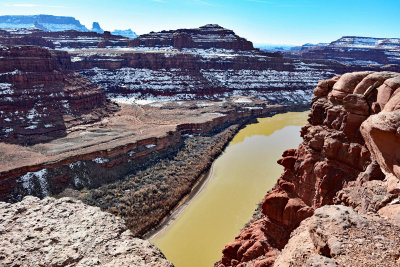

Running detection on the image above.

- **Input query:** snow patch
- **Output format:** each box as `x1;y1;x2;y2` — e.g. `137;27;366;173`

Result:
18;169;49;196
92;157;109;164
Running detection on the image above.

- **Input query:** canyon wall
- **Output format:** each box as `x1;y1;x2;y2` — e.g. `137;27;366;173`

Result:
218;71;400;266
0;45;115;145
73;49;340;104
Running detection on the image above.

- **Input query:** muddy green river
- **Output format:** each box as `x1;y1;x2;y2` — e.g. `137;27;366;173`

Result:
151;111;308;267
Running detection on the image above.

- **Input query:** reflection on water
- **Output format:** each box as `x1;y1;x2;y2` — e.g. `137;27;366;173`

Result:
151;111;309;267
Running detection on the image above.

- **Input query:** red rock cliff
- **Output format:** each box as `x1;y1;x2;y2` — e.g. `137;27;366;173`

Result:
218;71;400;266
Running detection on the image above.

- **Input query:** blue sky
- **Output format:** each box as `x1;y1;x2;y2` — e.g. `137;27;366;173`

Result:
1;0;400;45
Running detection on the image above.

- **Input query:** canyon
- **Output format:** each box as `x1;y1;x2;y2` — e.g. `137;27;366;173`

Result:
1;18;400;266
218;71;400;266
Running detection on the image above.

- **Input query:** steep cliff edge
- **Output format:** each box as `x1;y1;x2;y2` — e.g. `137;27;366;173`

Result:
0;196;172;266
218;71;400;266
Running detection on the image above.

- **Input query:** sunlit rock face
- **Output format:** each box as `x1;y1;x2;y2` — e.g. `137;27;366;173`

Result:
217;71;400;266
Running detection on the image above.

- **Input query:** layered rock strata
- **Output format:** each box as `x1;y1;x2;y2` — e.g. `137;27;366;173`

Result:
71;47;349;103
218;71;400;266
71;26;400;103
0;45;115;145
0;196;172;266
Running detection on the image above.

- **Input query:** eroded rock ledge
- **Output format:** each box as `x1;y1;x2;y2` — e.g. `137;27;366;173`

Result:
217;71;400;266
0;196;172;267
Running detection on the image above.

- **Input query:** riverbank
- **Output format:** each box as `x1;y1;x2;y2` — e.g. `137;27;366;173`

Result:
145;160;214;240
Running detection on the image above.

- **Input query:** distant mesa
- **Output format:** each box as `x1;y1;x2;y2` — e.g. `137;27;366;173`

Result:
0;15;139;40
112;29;138;39
287;36;400;66
0;15;89;32
130;24;254;50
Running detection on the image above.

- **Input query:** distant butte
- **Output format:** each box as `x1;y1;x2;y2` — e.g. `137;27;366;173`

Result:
130;24;255;50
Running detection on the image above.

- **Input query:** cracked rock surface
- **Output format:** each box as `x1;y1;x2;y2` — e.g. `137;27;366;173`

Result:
0;196;172;267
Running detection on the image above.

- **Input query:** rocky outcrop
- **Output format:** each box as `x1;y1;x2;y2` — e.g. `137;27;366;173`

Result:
218;71;400;266
0;45;115;145
274;205;400;266
0;196;172;266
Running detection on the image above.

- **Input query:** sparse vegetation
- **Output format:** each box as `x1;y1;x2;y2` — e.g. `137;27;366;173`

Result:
78;124;240;237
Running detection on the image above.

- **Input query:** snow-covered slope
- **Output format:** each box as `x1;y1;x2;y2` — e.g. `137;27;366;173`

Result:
0;15;88;32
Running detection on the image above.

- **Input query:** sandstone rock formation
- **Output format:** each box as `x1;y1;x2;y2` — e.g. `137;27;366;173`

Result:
274;205;400;266
0;196;172;266
0;45;115;145
218;71;400;266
